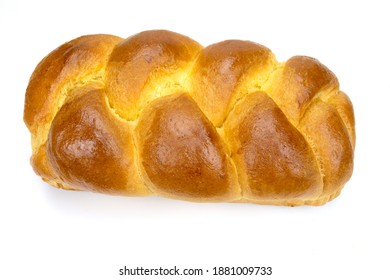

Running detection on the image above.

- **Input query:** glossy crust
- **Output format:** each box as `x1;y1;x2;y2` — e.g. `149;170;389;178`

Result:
136;93;240;201
24;30;355;206
47;85;147;195
224;92;323;205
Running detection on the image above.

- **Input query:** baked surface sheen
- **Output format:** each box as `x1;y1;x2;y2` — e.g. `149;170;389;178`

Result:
24;30;355;206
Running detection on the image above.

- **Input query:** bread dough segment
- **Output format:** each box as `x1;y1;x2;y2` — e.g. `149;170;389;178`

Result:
105;30;202;121
298;100;354;202
24;34;122;151
188;40;277;127
136;93;240;202
47;88;148;196
263;55;339;126
224;91;323;205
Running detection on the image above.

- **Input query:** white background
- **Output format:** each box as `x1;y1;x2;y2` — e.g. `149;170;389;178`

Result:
1;0;389;279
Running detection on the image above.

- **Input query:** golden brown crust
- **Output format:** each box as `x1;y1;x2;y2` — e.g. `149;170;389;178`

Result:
47;87;147;196
326;91;356;148
105;30;202;120
31;143;58;183
136;93;240;201
298;100;354;201
224;92;322;203
24;30;355;206
24;34;122;132
263;56;339;126
188;40;276;126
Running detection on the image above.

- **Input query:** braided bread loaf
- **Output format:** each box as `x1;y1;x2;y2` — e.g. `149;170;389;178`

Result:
24;30;355;206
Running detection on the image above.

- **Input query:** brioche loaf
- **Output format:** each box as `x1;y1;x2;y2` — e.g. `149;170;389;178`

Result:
24;30;355;206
